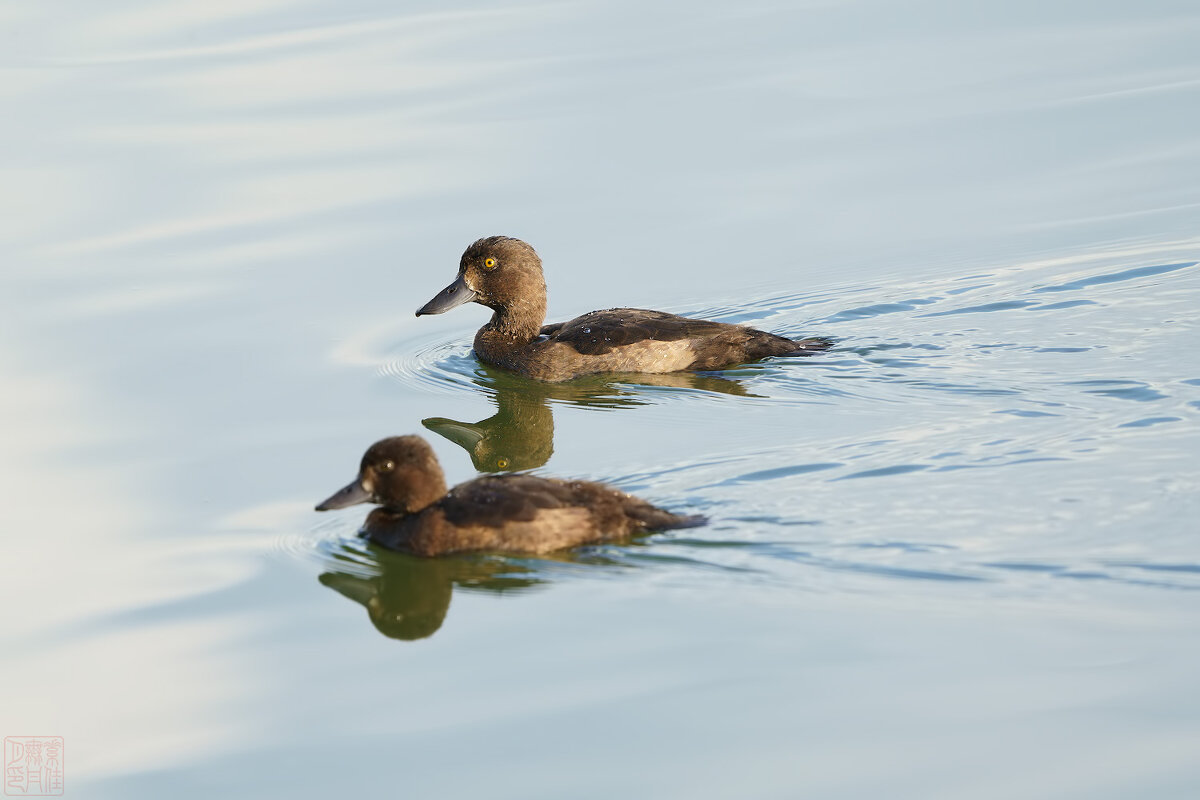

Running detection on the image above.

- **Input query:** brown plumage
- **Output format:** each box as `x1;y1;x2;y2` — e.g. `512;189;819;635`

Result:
415;236;832;382
314;435;703;556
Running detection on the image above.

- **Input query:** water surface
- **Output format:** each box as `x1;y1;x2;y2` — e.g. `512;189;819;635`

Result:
2;1;1199;797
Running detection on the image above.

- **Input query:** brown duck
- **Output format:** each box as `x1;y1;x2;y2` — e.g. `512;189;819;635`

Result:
416;236;831;382
314;436;703;556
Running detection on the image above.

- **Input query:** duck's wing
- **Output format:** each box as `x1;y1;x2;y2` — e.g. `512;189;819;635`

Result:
436;475;582;528
438;474;699;533
547;308;731;356
418;475;601;554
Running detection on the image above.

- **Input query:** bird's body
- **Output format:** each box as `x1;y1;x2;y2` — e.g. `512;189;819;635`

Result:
417;237;831;382
315;436;702;557
363;472;698;556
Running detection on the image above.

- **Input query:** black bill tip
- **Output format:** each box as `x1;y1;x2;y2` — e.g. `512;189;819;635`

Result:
416;274;477;316
315;478;373;511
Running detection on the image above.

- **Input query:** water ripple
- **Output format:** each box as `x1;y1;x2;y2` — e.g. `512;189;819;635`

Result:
306;245;1200;595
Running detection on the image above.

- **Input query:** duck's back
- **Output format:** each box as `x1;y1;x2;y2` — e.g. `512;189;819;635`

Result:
511;308;829;380
365;473;701;556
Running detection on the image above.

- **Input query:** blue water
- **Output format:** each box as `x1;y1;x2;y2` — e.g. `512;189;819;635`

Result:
2;2;1199;797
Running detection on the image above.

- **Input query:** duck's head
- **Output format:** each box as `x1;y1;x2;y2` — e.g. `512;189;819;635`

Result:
315;435;448;514
416;236;546;318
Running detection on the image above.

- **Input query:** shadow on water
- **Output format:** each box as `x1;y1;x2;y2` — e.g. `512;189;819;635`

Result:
421;363;757;473
317;538;639;641
319;547;543;641
315;534;781;641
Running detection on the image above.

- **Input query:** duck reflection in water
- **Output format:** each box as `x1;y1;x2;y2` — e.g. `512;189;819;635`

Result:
422;364;758;473
423;386;553;473
318;543;623;641
318;370;751;639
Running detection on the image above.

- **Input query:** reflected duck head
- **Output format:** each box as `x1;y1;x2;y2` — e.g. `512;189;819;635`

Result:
318;567;451;641
422;387;555;473
319;550;546;641
416;236;546;319
315;436;448;514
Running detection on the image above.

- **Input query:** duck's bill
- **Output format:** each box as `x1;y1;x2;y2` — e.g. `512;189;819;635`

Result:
415;274;477;316
422;417;485;450
318;572;375;606
315;479;372;511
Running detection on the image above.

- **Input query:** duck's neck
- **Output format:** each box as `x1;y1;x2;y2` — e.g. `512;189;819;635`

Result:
380;466;448;516
478;295;547;350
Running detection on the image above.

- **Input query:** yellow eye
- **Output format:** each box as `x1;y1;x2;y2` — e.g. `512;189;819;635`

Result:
497;458;509;469
380;460;395;472
483;257;497;270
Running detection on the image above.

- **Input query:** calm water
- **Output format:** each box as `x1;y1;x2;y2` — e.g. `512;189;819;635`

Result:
3;2;1200;797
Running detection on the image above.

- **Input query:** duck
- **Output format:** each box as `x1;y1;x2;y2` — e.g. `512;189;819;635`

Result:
415;236;832;382
314;435;703;556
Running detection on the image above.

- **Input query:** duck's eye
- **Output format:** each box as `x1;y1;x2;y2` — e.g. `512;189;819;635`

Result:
483;257;497;270
497;458;509;469
379;460;395;472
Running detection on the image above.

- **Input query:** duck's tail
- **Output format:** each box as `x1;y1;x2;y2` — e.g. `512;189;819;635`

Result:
746;332;835;360
784;335;835;355
628;504;708;532
663;512;708;530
